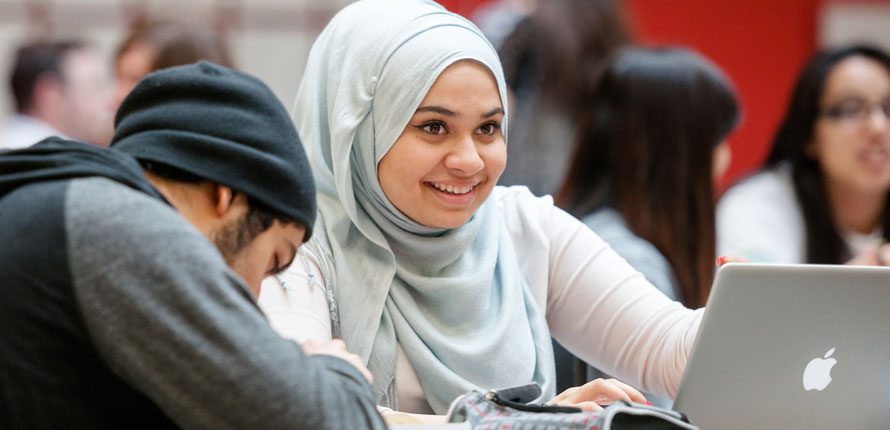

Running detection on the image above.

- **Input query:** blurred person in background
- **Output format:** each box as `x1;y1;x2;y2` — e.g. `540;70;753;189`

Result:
718;45;890;265
496;0;633;393
496;0;632;197
0;40;110;150
112;19;232;111
556;47;740;405
470;0;538;50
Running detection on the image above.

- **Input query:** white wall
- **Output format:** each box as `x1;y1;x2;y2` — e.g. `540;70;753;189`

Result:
820;2;890;49
0;0;354;116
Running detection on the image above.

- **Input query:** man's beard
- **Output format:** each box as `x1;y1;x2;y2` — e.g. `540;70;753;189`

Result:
211;212;255;269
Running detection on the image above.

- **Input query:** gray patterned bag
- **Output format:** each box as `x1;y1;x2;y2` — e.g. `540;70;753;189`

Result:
446;383;698;430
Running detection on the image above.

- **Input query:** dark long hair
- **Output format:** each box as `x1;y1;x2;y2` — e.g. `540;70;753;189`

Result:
556;47;740;308
766;45;890;264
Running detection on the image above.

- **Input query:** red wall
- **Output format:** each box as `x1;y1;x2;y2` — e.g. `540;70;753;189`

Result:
435;0;486;17
623;0;821;188
439;0;826;188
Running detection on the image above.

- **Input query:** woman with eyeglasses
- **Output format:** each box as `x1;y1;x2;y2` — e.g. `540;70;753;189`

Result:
717;44;890;265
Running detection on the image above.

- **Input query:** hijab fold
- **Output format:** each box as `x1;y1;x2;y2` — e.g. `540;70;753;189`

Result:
292;0;555;413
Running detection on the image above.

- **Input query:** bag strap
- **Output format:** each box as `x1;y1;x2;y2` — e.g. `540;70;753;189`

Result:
487;384;582;414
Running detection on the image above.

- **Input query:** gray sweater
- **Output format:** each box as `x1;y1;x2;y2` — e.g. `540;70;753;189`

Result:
0;145;385;430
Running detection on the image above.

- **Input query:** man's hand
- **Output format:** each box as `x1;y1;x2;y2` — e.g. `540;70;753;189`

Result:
302;339;374;384
546;378;647;411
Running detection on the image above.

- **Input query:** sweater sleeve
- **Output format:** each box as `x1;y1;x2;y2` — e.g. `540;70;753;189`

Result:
497;187;703;398
65;178;384;430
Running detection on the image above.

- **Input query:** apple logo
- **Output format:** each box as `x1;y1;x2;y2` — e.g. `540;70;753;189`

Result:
802;347;837;391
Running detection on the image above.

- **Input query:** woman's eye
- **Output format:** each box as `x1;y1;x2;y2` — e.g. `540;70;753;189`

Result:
477;122;500;136
838;102;865;117
420;121;447;135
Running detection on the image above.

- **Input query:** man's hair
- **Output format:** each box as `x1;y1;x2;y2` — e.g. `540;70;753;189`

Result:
140;160;299;239
9;40;86;113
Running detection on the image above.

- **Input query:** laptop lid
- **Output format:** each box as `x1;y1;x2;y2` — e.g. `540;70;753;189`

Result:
672;263;890;429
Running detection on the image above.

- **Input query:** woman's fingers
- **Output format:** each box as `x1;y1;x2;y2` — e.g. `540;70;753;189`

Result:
716;254;748;267
546;378;647;408
605;378;647;404
546;386;578;404
877;243;890;265
587;379;632;405
846;241;887;266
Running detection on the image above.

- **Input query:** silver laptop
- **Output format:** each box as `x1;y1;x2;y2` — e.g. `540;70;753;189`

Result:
673;263;890;429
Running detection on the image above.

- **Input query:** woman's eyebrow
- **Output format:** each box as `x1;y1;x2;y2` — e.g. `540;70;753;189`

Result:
416;106;456;116
482;107;504;118
414;106;504;118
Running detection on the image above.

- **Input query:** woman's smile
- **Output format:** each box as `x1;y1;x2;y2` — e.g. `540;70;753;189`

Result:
425;180;481;206
859;146;890;173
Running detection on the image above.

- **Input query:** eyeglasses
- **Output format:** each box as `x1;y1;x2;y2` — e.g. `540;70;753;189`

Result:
821;97;890;123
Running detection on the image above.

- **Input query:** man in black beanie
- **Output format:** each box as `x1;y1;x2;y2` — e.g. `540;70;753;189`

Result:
0;62;385;429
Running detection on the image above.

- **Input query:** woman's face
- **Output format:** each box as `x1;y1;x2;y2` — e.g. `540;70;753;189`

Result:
378;60;507;229
811;55;890;197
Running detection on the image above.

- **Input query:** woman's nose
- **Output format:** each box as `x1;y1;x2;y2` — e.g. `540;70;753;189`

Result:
444;135;484;175
868;109;890;134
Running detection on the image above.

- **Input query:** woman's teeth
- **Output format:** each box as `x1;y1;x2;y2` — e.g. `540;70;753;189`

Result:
864;149;890;164
431;182;474;195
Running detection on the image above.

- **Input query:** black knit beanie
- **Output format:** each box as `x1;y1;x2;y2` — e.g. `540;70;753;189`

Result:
111;61;315;240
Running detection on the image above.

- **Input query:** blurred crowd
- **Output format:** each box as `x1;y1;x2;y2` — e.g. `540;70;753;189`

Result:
0;18;230;150
2;0;890;425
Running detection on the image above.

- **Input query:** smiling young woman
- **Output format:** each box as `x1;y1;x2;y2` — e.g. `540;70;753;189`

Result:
258;0;702;419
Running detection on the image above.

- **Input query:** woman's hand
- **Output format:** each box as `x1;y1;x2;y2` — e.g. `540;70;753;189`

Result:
716;254;748;268
847;241;890;266
546;378;647;411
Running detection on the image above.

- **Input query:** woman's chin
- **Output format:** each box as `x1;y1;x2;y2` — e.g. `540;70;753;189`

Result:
420;213;474;229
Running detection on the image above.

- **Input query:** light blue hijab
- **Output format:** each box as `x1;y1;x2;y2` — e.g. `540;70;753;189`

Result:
292;0;555;413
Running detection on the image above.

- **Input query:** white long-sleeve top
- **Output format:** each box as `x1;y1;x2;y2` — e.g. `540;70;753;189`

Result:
259;186;703;413
717;164;881;263
0;114;64;150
